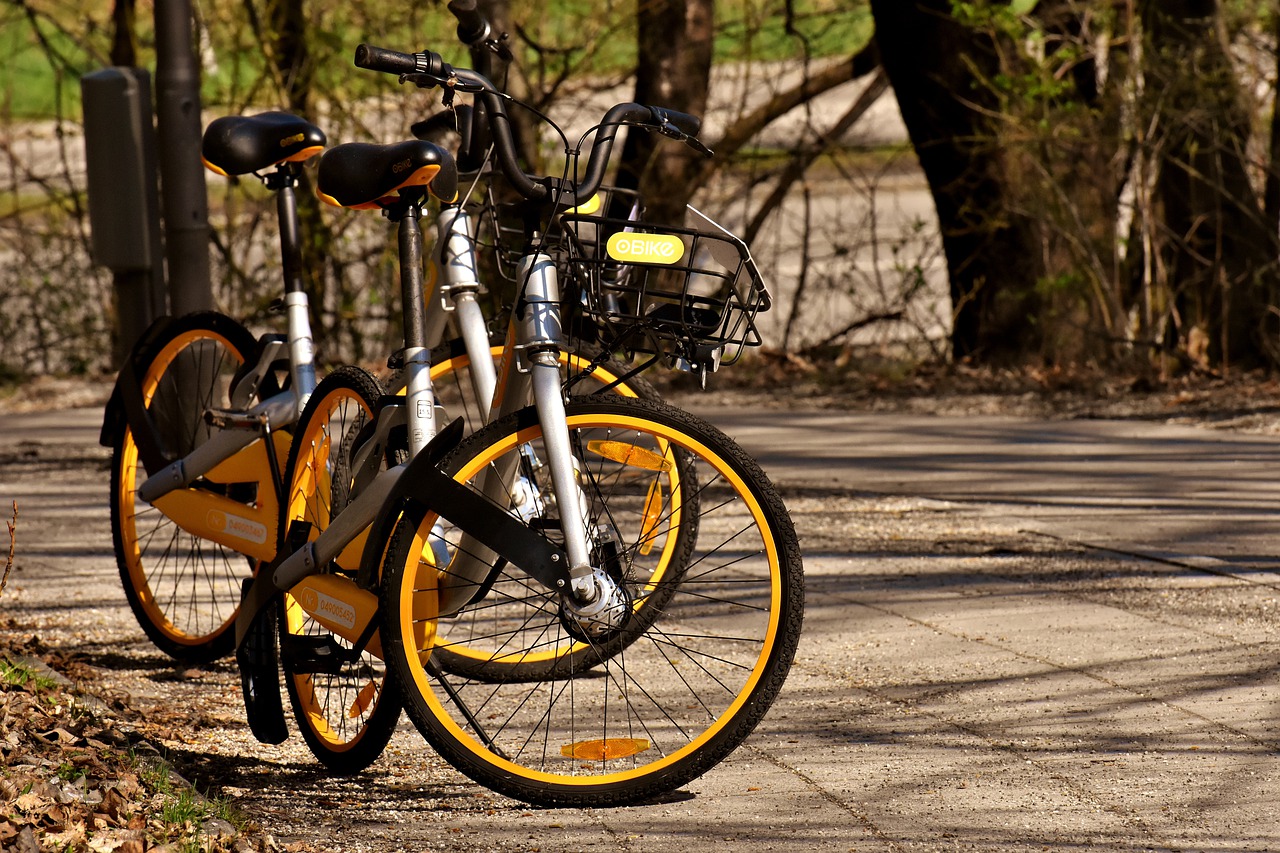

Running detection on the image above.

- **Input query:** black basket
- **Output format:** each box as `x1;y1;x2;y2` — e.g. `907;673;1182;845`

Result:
478;185;644;283
557;205;771;366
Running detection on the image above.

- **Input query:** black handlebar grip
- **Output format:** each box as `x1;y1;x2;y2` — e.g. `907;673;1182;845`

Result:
354;43;420;75
355;44;453;79
651;106;702;138
447;0;490;45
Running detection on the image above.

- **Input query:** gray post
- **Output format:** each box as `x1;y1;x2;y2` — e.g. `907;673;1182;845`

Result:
80;68;166;365
154;0;212;314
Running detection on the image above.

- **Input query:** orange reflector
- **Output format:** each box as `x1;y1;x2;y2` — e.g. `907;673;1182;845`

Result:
347;680;378;719
587;440;671;472
560;738;651;761
639;477;663;556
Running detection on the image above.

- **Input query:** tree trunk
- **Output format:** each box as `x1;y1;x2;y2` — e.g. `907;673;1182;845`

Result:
615;0;714;226
265;0;312;113
869;0;1045;363
1141;0;1279;368
475;0;542;170
110;0;137;67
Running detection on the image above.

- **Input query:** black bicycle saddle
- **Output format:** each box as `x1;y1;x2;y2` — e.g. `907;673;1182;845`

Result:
202;111;326;177
316;140;460;209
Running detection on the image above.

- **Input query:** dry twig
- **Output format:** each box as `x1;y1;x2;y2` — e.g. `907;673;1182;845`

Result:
2;500;16;596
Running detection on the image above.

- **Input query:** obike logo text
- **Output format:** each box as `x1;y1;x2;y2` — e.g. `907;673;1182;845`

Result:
301;587;357;631
392;158;414;174
606;233;685;265
280;132;306;147
206;509;268;545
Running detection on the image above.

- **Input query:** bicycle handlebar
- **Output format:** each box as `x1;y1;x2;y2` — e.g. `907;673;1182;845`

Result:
354;43;451;77
354;43;709;206
447;0;490;46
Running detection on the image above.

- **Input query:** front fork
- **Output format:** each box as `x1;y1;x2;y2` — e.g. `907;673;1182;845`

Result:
426;206;498;421
438;253;626;629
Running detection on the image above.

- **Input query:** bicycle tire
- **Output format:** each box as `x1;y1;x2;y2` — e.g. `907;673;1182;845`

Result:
425;341;696;682
278;365;401;773
378;396;803;807
110;311;260;663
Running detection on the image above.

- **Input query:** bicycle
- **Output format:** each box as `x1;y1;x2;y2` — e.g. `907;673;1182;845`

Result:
234;45;804;807
250;133;666;774
99;4;652;772
101;111;326;664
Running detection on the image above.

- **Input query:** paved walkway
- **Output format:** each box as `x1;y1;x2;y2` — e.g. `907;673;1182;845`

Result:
702;405;1280;569
3;403;1280;851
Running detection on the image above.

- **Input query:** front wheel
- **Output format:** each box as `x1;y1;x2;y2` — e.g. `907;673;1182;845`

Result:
378;397;804;807
278;366;401;773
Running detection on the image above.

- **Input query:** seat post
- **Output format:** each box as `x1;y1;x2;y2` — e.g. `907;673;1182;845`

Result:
266;161;318;405
388;195;428;352
267;162;306;296
386;192;435;456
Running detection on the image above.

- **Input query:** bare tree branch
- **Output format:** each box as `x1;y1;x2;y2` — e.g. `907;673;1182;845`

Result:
744;68;890;246
693;40;881;194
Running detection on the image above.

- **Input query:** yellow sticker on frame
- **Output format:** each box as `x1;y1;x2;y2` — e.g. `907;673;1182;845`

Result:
606;233;685;265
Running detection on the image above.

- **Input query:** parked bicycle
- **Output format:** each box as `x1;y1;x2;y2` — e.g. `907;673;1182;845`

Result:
232;44;804;807
101;111;326;663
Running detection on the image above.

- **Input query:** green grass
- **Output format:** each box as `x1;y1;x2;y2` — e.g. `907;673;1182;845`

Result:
0;1;872;119
0;16;91;118
0;657;59;691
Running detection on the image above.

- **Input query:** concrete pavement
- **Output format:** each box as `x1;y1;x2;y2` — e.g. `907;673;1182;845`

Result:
3;402;1280;851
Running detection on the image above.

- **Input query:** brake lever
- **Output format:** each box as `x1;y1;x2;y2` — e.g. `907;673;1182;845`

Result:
685;136;714;158
401;72;443;89
487;34;515;63
654;121;714;158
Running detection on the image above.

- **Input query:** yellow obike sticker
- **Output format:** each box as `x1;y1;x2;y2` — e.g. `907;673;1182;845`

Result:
606;232;685;265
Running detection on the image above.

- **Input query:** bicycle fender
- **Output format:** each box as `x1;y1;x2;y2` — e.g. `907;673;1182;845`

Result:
101;316;184;476
361;418;573;595
99;314;177;449
355;416;467;590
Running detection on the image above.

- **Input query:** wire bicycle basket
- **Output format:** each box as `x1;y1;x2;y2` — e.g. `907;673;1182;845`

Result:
475;184;640;277
556;204;771;370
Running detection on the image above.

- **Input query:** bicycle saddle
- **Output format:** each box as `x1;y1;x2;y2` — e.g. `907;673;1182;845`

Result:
202;111;326;176
316;140;460;209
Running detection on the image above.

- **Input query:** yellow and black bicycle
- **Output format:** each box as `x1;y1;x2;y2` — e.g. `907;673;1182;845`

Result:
233;42;804;806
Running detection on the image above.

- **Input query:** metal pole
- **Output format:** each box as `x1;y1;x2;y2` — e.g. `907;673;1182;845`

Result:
154;0;212;314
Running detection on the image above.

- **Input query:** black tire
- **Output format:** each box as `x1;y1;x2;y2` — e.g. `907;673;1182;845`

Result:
278;366;401;774
110;312;259;663
378;397;803;807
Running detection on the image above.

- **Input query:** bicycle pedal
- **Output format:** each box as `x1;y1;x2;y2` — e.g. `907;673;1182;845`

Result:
280;634;347;675
205;408;268;431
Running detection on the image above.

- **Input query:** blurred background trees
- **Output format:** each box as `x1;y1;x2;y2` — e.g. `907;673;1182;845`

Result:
4;0;1280;382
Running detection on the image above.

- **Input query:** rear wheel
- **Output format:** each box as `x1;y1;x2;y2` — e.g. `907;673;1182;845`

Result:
110;312;259;663
379;397;803;807
279;366;400;774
